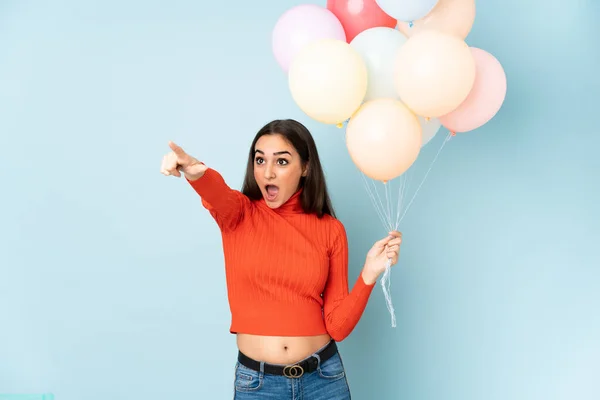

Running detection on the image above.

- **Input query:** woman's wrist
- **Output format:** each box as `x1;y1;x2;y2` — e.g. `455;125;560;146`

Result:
361;265;379;285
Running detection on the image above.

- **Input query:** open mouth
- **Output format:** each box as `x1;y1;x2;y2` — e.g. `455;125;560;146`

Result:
265;185;279;202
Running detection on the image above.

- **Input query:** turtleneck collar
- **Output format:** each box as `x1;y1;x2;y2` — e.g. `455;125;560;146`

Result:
260;187;305;214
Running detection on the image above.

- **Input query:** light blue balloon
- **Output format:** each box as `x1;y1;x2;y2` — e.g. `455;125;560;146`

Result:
375;0;439;22
350;27;408;102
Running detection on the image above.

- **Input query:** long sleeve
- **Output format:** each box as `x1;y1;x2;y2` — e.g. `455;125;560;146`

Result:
187;167;251;231
323;220;375;341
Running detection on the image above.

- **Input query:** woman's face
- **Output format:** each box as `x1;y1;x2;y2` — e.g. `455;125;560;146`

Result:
253;134;307;209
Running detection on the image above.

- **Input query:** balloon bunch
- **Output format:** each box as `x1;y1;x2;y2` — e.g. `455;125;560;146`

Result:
272;0;507;327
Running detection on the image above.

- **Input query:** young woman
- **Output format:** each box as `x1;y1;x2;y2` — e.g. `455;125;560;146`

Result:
160;119;402;399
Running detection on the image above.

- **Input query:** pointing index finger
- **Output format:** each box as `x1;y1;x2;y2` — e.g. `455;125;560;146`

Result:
168;141;187;157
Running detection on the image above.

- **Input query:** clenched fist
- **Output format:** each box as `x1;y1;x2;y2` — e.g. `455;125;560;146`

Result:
361;231;403;284
160;141;207;181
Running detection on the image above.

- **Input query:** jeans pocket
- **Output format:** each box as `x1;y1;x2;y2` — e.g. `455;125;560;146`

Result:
318;353;346;381
234;363;263;392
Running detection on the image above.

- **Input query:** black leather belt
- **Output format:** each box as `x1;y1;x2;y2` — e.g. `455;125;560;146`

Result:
237;340;337;378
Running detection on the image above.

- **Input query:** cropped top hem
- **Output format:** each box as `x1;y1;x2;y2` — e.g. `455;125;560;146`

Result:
229;302;329;337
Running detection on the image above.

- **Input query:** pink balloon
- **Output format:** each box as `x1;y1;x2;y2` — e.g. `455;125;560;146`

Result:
327;0;397;42
439;47;507;133
272;4;346;72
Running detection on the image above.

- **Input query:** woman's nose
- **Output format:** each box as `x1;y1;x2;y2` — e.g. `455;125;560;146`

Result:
264;164;275;179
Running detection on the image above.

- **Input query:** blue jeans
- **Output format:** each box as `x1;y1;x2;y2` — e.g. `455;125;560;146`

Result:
232;344;351;399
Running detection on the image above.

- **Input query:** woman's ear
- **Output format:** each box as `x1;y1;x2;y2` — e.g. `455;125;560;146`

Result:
302;165;309;177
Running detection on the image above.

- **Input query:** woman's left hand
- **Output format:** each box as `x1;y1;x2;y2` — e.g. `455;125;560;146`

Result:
361;231;403;285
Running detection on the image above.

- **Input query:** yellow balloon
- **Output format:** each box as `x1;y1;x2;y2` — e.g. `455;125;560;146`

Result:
397;0;476;39
288;39;367;125
346;98;422;182
393;30;475;118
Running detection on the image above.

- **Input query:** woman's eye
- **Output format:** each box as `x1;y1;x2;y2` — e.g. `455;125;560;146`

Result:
255;158;288;165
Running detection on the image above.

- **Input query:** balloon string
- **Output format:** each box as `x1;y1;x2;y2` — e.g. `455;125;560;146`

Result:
381;258;396;327
360;173;392;231
394;168;411;230
397;131;452;224
384;179;393;229
359;173;398;327
384;131;451;328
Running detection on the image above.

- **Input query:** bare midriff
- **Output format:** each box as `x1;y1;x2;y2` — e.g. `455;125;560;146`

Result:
236;333;332;365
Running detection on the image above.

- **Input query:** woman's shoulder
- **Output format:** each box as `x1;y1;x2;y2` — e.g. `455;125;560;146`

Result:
317;213;346;237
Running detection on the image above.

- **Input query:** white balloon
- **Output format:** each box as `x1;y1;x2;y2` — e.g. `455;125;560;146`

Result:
350;27;408;102
375;0;439;22
419;116;441;147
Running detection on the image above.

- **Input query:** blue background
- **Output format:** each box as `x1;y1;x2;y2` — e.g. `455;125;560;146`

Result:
1;0;598;399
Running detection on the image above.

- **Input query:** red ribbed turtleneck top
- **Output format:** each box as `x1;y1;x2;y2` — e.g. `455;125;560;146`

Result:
188;167;375;341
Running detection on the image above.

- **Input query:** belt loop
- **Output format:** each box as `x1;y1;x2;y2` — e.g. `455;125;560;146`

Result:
259;361;265;377
312;352;322;367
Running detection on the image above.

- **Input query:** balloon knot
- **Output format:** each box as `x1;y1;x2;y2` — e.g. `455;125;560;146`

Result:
382;180;388;184
336;122;343;128
408;21;413;28
424;117;430;122
450;131;456;137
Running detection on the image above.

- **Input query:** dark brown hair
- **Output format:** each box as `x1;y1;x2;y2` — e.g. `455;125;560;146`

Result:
241;119;335;218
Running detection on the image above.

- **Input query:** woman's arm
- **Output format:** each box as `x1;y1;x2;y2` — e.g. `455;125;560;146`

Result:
160;141;250;231
323;221;402;341
187;168;250;231
322;221;376;342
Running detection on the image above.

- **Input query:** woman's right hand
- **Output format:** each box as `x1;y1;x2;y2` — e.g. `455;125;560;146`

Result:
160;141;207;181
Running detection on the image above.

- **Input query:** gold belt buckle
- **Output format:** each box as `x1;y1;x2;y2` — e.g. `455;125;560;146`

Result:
283;364;304;378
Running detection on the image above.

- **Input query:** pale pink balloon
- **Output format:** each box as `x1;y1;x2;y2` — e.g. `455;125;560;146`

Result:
397;0;476;40
439;47;507;133
272;4;346;72
346;98;422;182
